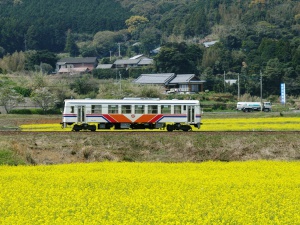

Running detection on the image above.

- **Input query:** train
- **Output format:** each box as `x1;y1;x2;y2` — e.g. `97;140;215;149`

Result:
61;98;202;132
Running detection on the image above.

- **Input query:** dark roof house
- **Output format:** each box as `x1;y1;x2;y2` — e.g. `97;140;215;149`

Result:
56;57;98;74
113;55;153;68
134;73;176;85
134;73;205;93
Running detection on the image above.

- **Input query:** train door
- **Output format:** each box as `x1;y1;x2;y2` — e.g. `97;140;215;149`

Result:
77;106;86;123
187;105;195;123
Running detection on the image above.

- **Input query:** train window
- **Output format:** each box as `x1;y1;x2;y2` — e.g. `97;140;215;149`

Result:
70;106;74;113
161;105;171;114
148;105;158;114
183;105;187;111
92;105;102;114
135;105;144;114
174;105;182;114
108;105;118;114
121;105;131;114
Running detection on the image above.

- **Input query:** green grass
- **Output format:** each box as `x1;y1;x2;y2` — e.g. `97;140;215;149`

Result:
0;150;25;165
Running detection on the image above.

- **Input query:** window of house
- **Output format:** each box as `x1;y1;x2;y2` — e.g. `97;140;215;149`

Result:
121;105;131;114
174;105;182;114
161;105;171;114
180;84;189;92
148;105;158;114
108;105;118;114
91;105;102;114
135;105;145;114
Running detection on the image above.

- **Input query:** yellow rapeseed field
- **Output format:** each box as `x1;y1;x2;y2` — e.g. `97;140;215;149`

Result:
20;117;300;131
201;117;300;131
0;161;299;224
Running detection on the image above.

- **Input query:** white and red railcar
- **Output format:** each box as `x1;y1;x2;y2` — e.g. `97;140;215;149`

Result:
61;98;202;131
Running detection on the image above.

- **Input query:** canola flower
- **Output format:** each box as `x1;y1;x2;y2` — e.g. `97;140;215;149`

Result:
201;117;300;131
20;117;300;131
0;161;299;224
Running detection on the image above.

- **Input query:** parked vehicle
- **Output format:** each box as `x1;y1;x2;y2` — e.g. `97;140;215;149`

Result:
61;98;202;131
236;102;272;112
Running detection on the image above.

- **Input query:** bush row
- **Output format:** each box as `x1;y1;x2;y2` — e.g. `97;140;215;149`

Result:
9;108;61;114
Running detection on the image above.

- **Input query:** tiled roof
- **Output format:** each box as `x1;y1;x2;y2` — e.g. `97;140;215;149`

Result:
130;54;144;59
58;57;97;64
134;73;175;85
114;59;140;65
58;67;89;73
169;74;196;83
137;58;153;65
96;64;113;69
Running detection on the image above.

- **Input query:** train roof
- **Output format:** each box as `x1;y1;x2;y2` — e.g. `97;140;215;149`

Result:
64;98;200;105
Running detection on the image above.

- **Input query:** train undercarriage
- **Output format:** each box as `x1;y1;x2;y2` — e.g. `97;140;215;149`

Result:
65;122;199;132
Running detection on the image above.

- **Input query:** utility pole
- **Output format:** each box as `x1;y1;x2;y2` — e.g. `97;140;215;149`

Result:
237;73;240;100
224;71;226;92
119;71;122;93
109;51;112;61
260;70;263;111
117;43;121;57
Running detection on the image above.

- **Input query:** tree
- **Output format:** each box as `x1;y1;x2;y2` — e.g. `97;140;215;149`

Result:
0;86;25;113
25;50;57;71
139;27;161;54
70;75;99;96
64;29;79;57
125;16;149;34
0;51;25;72
263;58;283;96
154;42;202;74
31;88;56;113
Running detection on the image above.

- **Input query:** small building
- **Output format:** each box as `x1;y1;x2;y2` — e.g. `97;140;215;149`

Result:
56;57;98;74
225;79;237;85
203;40;219;48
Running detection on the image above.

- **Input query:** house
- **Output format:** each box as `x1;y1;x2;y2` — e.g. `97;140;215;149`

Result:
130;54;147;60
134;73;175;85
150;47;161;54
134;73;205;93
113;59;141;68
203;40;219;48
168;74;205;93
56;57;98;74
137;58;154;67
225;79;237;85
113;55;153;68
96;64;113;69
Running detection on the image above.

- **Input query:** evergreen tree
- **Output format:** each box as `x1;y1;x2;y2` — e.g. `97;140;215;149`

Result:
64;29;79;57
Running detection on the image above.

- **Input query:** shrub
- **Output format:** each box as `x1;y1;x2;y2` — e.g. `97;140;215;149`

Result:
9;108;61;114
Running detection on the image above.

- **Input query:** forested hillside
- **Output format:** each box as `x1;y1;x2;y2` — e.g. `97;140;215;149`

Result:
0;0;300;97
0;0;130;52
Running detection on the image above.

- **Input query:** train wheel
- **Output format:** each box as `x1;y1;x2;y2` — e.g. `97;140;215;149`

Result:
181;125;191;132
73;124;80;132
167;124;174;132
89;125;96;132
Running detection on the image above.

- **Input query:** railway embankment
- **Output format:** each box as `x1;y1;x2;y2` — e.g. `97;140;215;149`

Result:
1;114;300;165
1;131;299;165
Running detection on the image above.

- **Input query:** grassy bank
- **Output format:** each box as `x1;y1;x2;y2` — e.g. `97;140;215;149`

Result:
0;131;299;165
0;113;300;165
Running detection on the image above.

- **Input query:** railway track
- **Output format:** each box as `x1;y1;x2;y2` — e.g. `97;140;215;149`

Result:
1;130;299;136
